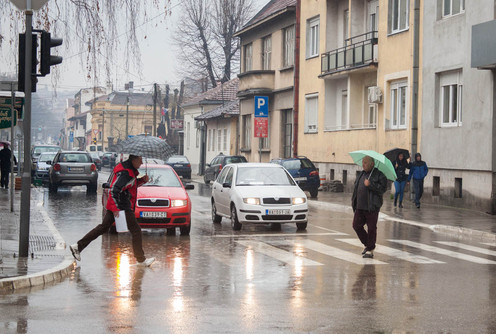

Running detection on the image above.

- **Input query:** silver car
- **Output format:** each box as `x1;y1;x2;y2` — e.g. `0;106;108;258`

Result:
35;152;57;183
48;151;98;193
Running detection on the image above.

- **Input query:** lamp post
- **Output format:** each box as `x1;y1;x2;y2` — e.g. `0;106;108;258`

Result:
125;95;129;138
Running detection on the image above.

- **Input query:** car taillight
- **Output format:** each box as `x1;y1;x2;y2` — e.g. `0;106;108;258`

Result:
53;163;61;171
187;164;191;168
90;164;97;171
219;164;223;171
309;171;319;177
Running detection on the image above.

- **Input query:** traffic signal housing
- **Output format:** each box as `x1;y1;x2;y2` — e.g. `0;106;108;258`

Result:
40;31;63;76
93;138;97;145
18;33;38;93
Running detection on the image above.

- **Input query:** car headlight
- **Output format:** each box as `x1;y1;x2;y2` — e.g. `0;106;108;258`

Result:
243;197;260;205
292;197;306;205
171;199;187;207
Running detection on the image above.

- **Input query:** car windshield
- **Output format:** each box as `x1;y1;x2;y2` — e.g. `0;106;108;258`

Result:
139;168;182;187
236;167;295;186
38;153;56;162
167;156;189;163
225;156;246;164
58;153;90;163
33;146;60;156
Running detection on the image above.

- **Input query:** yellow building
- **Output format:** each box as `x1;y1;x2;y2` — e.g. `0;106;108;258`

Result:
299;0;421;190
88;91;157;151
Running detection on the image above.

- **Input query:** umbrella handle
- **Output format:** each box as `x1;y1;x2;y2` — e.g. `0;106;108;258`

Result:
368;167;375;180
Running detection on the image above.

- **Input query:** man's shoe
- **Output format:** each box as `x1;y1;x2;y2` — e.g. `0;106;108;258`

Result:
69;243;81;261
416;204;420;209
399;202;403;208
363;251;374;259
138;257;155;267
361;247;367;255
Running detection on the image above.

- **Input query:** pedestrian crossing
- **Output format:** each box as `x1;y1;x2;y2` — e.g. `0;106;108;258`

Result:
226;237;496;266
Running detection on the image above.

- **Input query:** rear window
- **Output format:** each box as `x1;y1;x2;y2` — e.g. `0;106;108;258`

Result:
33;146;61;155
58;153;90;163
282;159;315;170
167;156;189;163
225;156;247;164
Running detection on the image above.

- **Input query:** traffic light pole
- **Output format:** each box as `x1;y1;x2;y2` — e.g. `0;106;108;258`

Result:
19;9;33;258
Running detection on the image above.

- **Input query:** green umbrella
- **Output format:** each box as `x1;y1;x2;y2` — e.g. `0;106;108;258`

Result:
349;150;397;181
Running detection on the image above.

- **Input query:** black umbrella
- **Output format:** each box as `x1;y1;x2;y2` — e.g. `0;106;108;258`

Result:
383;148;410;163
114;135;176;161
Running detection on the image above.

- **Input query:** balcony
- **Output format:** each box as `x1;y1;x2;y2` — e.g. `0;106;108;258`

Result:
320;31;378;77
237;70;275;97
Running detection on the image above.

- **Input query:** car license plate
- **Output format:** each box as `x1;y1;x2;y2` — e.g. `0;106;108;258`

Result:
294;177;306;181
140;211;167;218
266;209;290;215
69;167;84;172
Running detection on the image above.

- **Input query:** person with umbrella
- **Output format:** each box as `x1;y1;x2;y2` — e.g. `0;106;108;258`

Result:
70;155;155;267
393;152;410;208
349;151;391;258
408;152;428;209
0;144;16;189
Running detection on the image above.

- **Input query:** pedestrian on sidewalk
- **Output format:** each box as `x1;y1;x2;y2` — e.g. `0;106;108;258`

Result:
0;144;16;189
408;153;428;209
70;155;155;267
393;152;410;208
351;156;387;258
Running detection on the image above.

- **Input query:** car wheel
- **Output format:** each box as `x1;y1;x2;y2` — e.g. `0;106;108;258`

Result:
48;183;58;193
310;188;318;198
211;201;222;224
87;183;97;194
166;228;176;236
180;225;191;236
204;175;210;185
296;222;307;231
186;173;191;180
270;223;282;231
230;204;242;231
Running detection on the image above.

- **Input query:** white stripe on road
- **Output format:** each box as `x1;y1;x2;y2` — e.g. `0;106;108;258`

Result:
337;239;444;264
213;232;347;238
389;240;496;264
435;241;496;257
235;240;323;266
290;239;387;265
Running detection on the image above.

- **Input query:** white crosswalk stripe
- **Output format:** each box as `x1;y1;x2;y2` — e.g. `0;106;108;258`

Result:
435;241;496;257
235;240;324;266
337;239;445;264
273;239;388;265
389;240;496;264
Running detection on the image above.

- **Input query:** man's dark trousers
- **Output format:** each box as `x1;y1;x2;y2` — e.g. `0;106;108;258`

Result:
412;179;424;207
77;210;146;262
1;169;9;188
352;209;379;251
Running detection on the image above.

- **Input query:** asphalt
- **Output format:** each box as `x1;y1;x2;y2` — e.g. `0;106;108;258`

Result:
0;175;494;292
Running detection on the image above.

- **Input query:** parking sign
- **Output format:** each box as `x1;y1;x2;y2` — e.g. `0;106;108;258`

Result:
254;96;268;117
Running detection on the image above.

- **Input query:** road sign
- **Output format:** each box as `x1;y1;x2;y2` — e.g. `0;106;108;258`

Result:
254;117;268;138
9;0;49;10
171;119;184;129
92;129;99;136
69;131;73;143
0;107;18;129
254;96;269;117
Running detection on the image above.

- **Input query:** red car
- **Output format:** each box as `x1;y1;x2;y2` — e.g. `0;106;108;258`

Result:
102;164;194;235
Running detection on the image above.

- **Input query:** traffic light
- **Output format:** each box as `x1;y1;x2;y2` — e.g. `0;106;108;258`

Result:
40;31;63;76
18;33;38;93
93;138;97;144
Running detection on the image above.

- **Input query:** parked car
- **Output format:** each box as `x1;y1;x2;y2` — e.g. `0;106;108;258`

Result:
101;152;117;167
211;163;308;231
166;155;192;179
102;164;194;235
270;156;320;198
48;151;99;193
204;154;247;184
31;145;61;175
89;152;102;171
34;152;57;184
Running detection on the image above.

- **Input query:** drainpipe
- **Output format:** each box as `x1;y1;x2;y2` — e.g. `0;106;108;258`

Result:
292;0;301;157
411;0;420;157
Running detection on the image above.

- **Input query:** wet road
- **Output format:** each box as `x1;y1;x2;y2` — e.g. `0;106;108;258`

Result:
1;169;496;333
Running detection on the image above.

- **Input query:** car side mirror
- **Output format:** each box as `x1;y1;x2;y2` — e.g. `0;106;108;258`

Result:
102;182;110;189
184;183;194;190
222;182;231;188
206;163;210;167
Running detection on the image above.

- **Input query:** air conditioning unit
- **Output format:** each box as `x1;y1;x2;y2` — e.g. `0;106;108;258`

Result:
368;86;382;104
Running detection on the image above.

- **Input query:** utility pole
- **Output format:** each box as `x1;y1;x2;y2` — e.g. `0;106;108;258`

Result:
153;83;158;136
125;95;129;138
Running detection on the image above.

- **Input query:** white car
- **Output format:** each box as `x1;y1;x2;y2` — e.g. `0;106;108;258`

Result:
211;163;308;231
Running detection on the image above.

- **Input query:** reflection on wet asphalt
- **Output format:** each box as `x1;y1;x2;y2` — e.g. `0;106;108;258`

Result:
0;175;495;333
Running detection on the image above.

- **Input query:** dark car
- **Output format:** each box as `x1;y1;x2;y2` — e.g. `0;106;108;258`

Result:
204;154;247;184
48;151;99;193
89;152;102;171
270;156;320;198
166;155;192;179
101;152;117;167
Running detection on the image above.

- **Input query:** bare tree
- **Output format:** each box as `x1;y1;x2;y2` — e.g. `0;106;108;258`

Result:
174;0;253;88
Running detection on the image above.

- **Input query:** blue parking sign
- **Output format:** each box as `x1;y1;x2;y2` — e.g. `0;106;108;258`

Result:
254;96;269;117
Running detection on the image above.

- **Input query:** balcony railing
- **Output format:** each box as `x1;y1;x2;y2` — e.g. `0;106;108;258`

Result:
321;31;378;76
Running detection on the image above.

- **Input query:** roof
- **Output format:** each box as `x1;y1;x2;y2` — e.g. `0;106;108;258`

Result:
183;78;239;107
235;0;296;36
85;91;154;107
194;100;239;121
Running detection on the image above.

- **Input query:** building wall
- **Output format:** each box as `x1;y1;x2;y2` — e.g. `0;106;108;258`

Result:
205;117;233;164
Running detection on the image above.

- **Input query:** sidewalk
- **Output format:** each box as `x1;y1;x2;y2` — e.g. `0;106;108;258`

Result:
0;186;75;292
190;174;496;243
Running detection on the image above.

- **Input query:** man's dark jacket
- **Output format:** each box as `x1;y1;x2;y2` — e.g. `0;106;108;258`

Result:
352;168;388;212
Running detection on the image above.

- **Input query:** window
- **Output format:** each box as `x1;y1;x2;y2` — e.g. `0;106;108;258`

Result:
368;0;379;32
454;178;462;198
261;116;270;149
217;129;222;151
283;25;295;67
443;0;465;17
212;129;216;151
304;94;318;133
207;129;211;151
244;43;253;72
282;109;293;158
187;122;190;149
433;176;440;196
344;10;349;42
306;17;320;58
389;81;407;129
389;0;409;34
439;70;463;127
242;114;251;150
196;128;200;148
223;128;227;151
262;35;272;70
